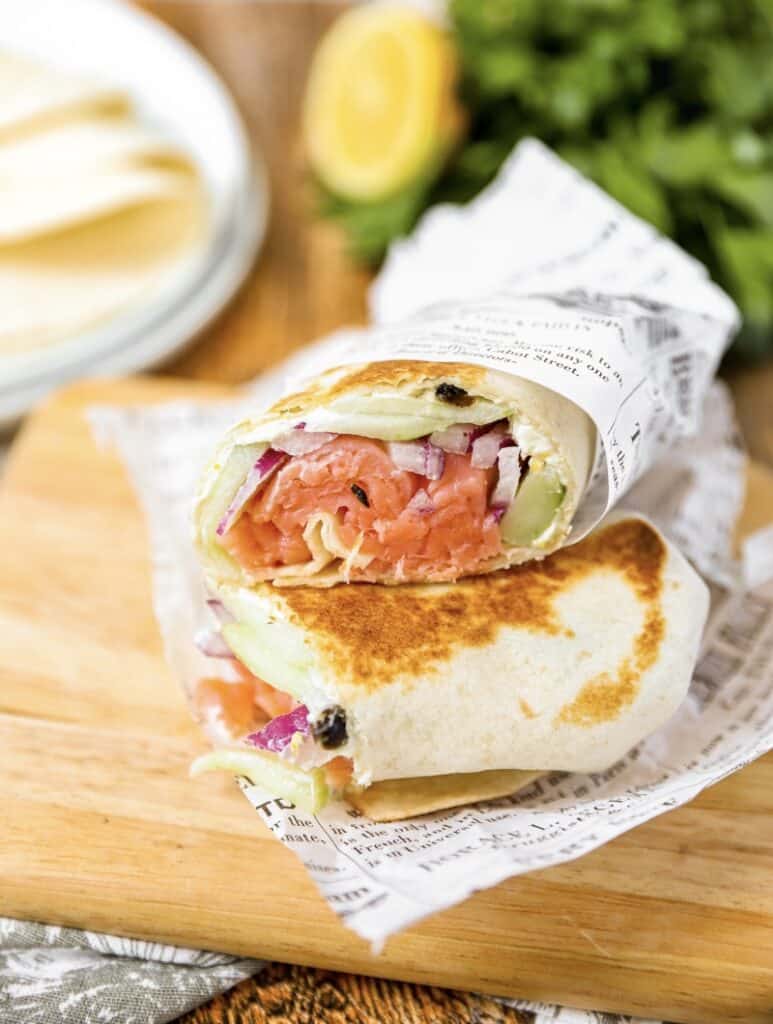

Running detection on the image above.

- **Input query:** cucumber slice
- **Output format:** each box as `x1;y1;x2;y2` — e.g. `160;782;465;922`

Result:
302;395;510;441
200;444;263;570
304;411;455;441
500;466;566;547
191;748;329;814
327;392;508;424
222;621;313;705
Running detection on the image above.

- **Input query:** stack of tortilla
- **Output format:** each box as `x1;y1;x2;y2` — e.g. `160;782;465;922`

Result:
0;52;206;356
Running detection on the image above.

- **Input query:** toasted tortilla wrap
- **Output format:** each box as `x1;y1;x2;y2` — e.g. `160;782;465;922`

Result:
191;515;709;820
195;360;596;588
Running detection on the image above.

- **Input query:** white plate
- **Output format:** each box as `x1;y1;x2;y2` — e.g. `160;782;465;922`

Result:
0;0;267;430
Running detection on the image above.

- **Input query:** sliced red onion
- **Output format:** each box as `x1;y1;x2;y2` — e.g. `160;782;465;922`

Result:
194;628;234;659
387;440;445;479
216;448;287;537
406;488;435;515
469;424;492;444
469;418;508;442
423;439;445;481
388;441;429;475
247;704;309;754
489;504;507;523
429;423;476;454
205;598;235;625
490;446;522;507
471;425;508;468
273;427;337;457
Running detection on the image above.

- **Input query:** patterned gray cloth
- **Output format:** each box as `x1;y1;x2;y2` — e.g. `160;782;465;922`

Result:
0;918;262;1024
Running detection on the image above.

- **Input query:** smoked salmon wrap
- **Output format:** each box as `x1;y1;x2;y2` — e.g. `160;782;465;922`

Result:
194;360;596;588
191;515;709;821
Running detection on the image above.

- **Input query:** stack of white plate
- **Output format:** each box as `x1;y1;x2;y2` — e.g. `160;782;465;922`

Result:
0;0;268;430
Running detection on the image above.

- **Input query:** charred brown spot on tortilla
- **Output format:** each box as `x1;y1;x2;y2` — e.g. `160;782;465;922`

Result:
519;697;536;719
267;361;488;417
556;626;664;727
435;382;474;406
280;519;667;692
326;361;487;399
556;526;666;727
350;483;369;507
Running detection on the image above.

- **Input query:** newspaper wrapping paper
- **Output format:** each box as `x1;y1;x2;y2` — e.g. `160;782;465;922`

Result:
90;140;773;953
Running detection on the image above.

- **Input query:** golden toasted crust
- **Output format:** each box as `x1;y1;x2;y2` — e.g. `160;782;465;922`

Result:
280;518;667;727
347;769;542;821
556;604;665;726
268;360;489;418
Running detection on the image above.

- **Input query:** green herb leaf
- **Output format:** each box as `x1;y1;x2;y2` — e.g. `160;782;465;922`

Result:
710;171;773;228
641;122;732;189
714;229;773;359
317;176;434;265
595;146;673;233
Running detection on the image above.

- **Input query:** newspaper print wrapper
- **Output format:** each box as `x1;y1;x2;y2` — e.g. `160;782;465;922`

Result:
92;140;773;949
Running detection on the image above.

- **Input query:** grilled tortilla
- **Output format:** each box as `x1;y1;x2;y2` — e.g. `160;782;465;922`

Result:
192;515;708;819
195;360;596;587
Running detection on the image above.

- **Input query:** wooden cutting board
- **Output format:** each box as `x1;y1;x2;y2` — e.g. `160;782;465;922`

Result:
2;376;773;1024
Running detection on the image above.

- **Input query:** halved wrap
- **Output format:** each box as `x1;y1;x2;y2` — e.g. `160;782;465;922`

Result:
195;360;597;587
191;515;709;821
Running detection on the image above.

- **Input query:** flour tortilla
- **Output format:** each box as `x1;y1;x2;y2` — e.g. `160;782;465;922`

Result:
196;360;597;586
0;166;197;246
0;117;190;177
215;514;709;805
0;182;205;355
347;770;543;821
0;52;127;139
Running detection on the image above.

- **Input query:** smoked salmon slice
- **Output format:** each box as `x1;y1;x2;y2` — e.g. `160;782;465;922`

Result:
221;435;504;582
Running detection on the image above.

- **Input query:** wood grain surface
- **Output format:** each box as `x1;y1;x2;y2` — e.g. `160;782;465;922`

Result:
2;376;773;1024
3;2;771;1022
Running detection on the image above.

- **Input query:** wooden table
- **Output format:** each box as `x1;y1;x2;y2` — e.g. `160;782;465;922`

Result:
130;4;773;1021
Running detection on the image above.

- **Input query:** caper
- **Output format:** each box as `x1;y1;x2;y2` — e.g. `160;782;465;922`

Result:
435;382;473;406
350;483;369;507
312;706;348;749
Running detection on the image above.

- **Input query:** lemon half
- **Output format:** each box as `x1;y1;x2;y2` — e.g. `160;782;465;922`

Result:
303;5;463;202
